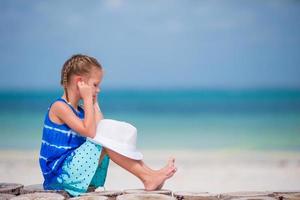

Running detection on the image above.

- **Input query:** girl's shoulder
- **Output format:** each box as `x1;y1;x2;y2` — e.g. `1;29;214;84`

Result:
50;98;84;118
50;100;72;112
47;98;73;125
49;97;71;111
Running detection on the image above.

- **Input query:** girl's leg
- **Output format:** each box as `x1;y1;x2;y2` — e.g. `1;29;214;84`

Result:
98;150;174;189
104;148;176;190
56;141;107;196
98;148;107;165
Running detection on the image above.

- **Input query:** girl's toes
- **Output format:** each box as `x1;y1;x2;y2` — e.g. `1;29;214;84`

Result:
166;166;176;176
166;168;177;178
169;157;175;164
167;157;175;167
173;167;177;173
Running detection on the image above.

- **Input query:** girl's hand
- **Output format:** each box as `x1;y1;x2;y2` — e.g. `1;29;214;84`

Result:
93;93;98;104
93;95;104;123
77;81;93;100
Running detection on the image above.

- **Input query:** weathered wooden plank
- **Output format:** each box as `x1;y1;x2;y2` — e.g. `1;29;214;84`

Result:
275;192;300;200
116;194;175;200
83;190;123;200
228;197;276;200
0;183;24;195
173;191;218;200
0;193;16;200
69;196;108;200
20;184;70;199
10;192;65;200
219;191;274;200
123;189;172;196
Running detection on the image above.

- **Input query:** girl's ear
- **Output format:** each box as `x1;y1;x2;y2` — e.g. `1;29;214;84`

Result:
74;76;82;87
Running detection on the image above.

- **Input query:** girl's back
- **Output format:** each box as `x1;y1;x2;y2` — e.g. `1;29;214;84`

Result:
39;98;86;186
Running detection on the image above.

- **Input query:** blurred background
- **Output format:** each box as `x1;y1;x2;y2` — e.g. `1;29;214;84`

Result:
0;0;300;152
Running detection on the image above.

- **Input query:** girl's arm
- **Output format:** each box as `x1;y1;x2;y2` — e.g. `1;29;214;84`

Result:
51;82;97;138
93;94;103;124
94;102;104;124
50;98;96;138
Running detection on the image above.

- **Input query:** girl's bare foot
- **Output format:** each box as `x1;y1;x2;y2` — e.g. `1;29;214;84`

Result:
156;157;176;190
142;158;177;191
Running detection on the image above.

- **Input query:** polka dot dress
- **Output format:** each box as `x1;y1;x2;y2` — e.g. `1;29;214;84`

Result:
56;140;110;197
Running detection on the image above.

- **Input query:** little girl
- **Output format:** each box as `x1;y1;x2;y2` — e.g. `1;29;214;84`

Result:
39;54;177;197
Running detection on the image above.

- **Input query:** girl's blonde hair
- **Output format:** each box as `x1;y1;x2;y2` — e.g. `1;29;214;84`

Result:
60;54;102;102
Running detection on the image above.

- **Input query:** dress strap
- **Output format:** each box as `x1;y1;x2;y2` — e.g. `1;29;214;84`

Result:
55;98;80;115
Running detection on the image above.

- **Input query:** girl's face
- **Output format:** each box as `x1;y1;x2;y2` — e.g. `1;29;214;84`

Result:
83;67;103;99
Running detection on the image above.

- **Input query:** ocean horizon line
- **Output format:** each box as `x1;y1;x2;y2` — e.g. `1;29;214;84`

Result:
0;87;300;93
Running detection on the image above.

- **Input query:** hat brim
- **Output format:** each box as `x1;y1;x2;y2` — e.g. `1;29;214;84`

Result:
88;137;143;160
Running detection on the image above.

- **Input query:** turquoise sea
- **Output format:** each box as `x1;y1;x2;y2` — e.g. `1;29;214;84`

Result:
0;89;300;151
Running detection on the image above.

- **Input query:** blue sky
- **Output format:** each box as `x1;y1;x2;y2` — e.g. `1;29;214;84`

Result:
0;0;300;90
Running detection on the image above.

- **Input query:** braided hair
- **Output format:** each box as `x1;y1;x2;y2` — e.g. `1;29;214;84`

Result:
60;54;102;102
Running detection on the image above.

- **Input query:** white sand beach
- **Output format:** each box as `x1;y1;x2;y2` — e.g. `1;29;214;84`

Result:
0;149;300;193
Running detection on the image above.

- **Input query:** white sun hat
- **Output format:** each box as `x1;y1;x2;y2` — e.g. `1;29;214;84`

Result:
88;119;143;160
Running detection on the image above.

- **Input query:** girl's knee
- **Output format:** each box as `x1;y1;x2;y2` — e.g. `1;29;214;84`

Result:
102;147;107;155
99;147;108;164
